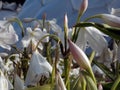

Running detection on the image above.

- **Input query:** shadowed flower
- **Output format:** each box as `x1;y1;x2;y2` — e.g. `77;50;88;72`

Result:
22;27;49;50
75;27;107;54
25;50;52;86
14;75;25;90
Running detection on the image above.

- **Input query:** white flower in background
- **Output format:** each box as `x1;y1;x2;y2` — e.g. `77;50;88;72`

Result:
0;20;18;50
0;56;14;73
48;19;62;33
14;75;25;90
75;27;108;54
111;8;120;17
0;70;8;90
22;27;49;50
33;18;62;33
25;50;52;86
99;14;120;28
92;65;104;77
0;53;8;57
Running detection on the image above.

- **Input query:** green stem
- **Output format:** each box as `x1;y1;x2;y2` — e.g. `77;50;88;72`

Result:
111;75;120;90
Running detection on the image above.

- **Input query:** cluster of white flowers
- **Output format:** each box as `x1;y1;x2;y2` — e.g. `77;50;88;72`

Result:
0;0;120;89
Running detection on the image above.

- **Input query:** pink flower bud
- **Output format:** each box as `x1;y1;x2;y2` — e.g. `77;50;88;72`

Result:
79;0;88;16
98;83;103;90
64;14;68;29
68;39;91;70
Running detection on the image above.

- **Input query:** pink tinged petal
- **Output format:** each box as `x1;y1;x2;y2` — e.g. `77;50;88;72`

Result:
79;0;88;15
100;14;120;28
68;39;91;70
64;14;68;29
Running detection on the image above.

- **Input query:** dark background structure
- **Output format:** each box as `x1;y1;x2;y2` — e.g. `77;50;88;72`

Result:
1;0;25;5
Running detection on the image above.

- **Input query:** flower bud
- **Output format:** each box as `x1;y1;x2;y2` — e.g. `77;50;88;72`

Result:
79;0;88;16
68;39;91;70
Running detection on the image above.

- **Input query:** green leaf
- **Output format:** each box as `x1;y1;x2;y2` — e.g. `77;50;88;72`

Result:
74;22;120;40
82;71;97;90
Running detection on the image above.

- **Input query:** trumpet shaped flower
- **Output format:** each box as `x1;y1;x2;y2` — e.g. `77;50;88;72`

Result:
22;27;49;49
99;14;120;28
75;27;107;54
14;75;25;90
0;21;18;50
25;50;52;86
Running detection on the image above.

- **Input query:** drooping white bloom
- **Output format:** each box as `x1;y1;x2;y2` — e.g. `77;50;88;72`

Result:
0;70;8;90
33;19;62;33
14;75;25;90
99;14;120;28
25;50;52;86
0;20;18;50
75;27;107;54
22;27;49;49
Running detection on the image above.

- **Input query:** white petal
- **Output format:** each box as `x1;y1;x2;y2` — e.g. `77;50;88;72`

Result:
14;75;25;90
25;50;52;86
0;70;9;90
75;28;87;51
0;42;11;50
85;27;107;53
22;36;31;47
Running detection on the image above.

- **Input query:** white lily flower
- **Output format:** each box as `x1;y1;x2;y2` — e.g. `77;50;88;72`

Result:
99;14;120;28
0;53;8;57
22;27;49;49
33;19;62;33
25;50;52;86
14;75;25;90
76;27;107;54
0;70;8;90
0;20;18;50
